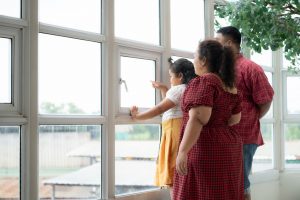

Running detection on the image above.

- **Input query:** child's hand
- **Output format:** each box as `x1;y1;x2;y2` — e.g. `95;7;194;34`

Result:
130;106;139;119
151;81;168;91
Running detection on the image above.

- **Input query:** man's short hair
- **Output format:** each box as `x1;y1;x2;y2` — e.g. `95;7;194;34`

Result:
217;26;241;46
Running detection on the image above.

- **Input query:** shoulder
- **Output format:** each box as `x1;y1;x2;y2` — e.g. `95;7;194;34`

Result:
237;55;264;75
186;74;218;92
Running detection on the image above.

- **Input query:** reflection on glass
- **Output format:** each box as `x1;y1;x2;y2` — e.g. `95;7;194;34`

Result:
115;124;160;195
0;126;20;199
120;56;156;108
0;0;20;18
250;49;272;67
39;34;101;115
287;77;300;114
171;0;205;51
115;0;159;45
0;38;11;103
284;124;300;169
262;72;273;118
252;123;273;172
39;125;101;199
39;0;101;33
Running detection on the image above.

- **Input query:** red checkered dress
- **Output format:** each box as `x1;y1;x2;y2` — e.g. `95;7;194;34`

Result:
232;54;274;145
173;74;244;200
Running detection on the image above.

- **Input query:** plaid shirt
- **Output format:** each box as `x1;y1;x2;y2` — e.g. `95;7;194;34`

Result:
232;54;274;145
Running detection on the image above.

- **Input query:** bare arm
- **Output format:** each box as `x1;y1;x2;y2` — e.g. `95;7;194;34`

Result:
258;101;272;119
228;112;241;126
151;81;168;99
176;106;212;175
130;98;175;120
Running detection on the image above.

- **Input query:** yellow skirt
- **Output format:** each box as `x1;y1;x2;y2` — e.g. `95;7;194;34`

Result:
155;118;182;187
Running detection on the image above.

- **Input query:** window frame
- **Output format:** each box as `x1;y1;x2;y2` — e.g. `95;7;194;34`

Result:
0;27;22;116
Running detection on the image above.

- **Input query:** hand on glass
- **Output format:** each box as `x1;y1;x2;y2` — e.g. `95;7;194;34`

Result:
130;106;139;120
176;151;188;176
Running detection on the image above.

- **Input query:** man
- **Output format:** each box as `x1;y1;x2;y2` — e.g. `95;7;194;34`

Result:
215;26;274;200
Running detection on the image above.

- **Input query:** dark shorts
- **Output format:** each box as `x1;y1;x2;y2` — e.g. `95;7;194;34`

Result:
243;144;258;192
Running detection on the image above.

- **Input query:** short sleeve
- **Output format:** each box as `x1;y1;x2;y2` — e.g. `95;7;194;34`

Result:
166;85;184;105
232;92;242;114
250;67;274;104
181;76;215;112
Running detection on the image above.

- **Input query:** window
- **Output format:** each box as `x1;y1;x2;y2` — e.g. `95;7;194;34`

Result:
171;0;205;51
250;49;272;68
0;38;11;104
115;124;160;195
39;125;101;199
115;0;160;45
286;76;300;115
119;56;156;109
39;0;101;33
284;124;300;168
0;126;20;199
39;34;101;115
0;0;21;18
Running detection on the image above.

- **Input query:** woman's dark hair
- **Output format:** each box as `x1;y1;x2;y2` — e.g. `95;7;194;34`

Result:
197;40;235;88
168;57;197;84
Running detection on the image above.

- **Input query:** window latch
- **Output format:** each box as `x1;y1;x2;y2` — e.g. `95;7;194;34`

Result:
119;78;128;92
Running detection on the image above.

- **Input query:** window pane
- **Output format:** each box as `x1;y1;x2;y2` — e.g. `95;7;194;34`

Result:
115;124;160;195
0;0;20;18
252;124;273;172
262;72;273;118
0;126;20;199
171;56;193;63
115;0;159;45
120;56;156;108
0;38;11;104
287;77;300;115
39;125;101;199
250;49;272;68
284;124;300;169
39;34;101;115
39;0;101;33
171;0;205;51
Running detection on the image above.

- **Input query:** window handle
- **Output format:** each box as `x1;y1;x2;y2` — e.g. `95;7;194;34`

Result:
119;78;128;92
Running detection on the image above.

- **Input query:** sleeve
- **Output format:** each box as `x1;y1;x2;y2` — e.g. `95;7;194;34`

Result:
166;86;182;105
250;66;274;104
232;92;242;114
182;76;215;112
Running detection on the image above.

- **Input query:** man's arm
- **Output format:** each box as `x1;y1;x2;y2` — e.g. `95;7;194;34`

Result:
258;101;272;119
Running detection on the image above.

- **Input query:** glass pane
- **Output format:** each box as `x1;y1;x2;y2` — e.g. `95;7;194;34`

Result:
283;54;292;69
120;56;156;108
39;34;101;115
39;125;101;199
115;124;160;195
0;38;12;103
287;77;300;114
171;56;193;63
0;126;20;199
39;0;101;33
250;49;272;68
284;124;300;169
252;124;273;172
171;0;205;51
262;72;273;118
0;0;20;18
115;0;159;45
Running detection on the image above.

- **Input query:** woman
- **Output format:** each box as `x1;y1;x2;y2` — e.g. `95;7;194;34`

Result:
173;40;243;200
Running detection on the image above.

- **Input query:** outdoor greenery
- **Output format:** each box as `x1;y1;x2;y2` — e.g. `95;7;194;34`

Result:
215;0;300;71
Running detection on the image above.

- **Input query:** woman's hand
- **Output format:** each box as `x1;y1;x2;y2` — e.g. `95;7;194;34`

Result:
130;106;139;120
176;151;188;176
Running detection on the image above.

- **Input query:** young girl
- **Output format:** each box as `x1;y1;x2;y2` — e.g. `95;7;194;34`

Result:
130;57;197;199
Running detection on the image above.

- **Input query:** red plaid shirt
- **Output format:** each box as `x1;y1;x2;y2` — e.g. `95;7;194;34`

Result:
233;54;274;145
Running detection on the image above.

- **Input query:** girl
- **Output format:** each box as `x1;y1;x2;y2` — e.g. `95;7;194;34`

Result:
130;57;197;199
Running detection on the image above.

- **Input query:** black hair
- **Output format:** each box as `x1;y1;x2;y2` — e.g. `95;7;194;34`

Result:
217;26;241;46
197;40;235;88
168;57;197;84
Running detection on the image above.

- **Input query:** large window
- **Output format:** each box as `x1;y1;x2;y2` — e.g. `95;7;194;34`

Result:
0;0;21;18
39;34;101;115
0;126;20;199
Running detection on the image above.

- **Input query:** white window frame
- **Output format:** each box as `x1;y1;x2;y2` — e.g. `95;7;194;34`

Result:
0;27;22;116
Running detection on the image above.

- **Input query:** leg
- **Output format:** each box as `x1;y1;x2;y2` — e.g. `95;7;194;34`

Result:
243;144;258;200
